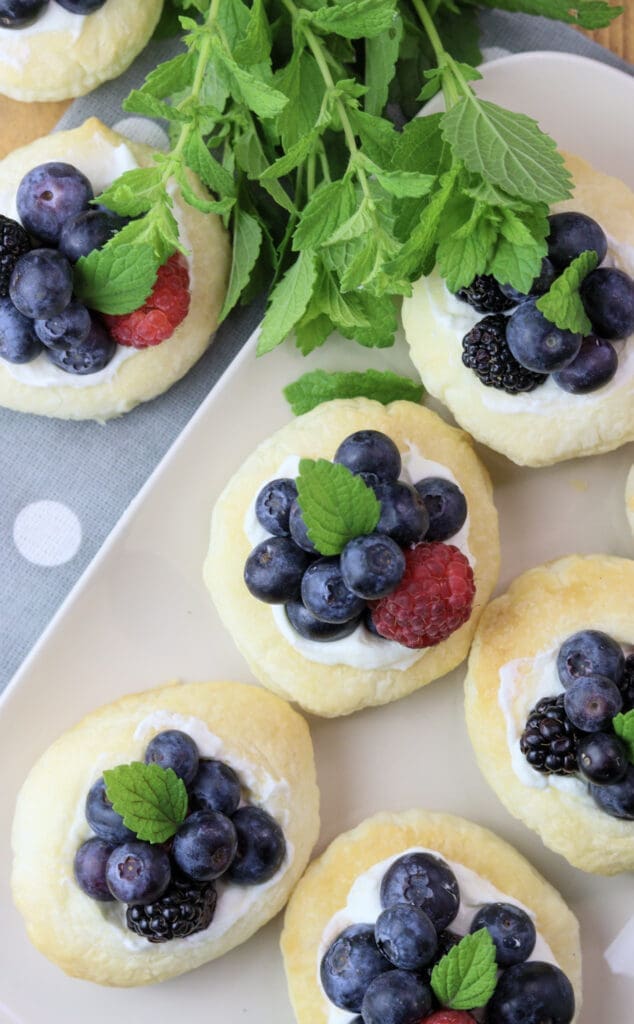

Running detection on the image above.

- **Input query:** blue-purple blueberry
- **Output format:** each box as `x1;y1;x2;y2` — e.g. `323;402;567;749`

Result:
499;257;556;303
375;481;429;547
374;903;437;971
227;806;286;884
506;299;581;373
334;430;401;482
487;960;575;1024
301;557;366;623
172;810;237;882
58;207;126;262
9;248;73;319
557;630;624;688
255;478;298;536
361;969;432;1024
45;314;115;375
0;0;47;28
547;212;607;271
105;841;171;905
320;923;392;1012
552;336;618;394
340;533;405;599
73;837;115;902
577;732;629;786
244;536;312;603
144;729;199;786
413;477;467;542
380;852;460;931
85;776;135;845
16;162;93;244
470;903;536;966
580;267;634;340
589;764;634;820
288;499;318;554
35;301;91;349
190;759;241;817
285;600;361;642
0;296;41;362
563;675;622;732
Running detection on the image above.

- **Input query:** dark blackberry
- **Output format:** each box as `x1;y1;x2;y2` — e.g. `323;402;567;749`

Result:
0;215;30;297
618;653;634;712
462;314;547;395
456;274;516;313
520;695;581;775
125;878;217;943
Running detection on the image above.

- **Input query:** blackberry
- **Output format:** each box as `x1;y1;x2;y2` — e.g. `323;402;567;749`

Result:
520;695;581;775
125;878;217;943
456;274;516;313
462;314;547;395
619;654;634;712
0;215;30;297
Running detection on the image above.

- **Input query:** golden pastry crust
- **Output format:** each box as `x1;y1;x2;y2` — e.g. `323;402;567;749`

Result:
402;153;634;467
0;119;230;420
281;809;582;1023
465;554;634;875
11;680;320;987
204;398;500;718
0;0;162;101
626;465;634;536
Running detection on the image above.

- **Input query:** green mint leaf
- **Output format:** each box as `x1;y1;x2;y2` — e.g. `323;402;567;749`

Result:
96;167;163;218
386;163;460;280
211;38;288;119
233;0;271;66
74;243;158;316
308;0;397;40
220;208;263;322
391;114;447;176
139;51;196;97
260;130;319;182
372;167;435;198
295;313;334;355
296;458;381;555
319;272;372;330
103;762;188;844
293;179;356;251
343;291;399;348
275;51;325;151
123;90;190;122
431;929;497;1010
174;167;235;216
257;251;318;355
284;369;423;415
418;67;444;102
185;131;236;198
490;236;545;296
348;108;399;166
613;710;634;763
364;14;403;115
441;98;572;203
476;0;622;29
109;203;181;264
536;250;598;333
437;198;497;292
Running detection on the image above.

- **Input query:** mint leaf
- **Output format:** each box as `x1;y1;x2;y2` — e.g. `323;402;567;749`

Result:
437;199;497;292
364;14;403;115
295;314;334;355
103;762;188;844
296;458;381;555
233;0;271;66
391;114;446;176
96;167;163;218
476;0;622;29
293;179;356;251
185;131;236;197
386;163;460;280
612;711;634;763
74;243;158;315
372;166;435;198
308;0;397;40
431;929;497;1010
284;369;423;415
211;38;288;119
258;251;318;355
139;51;196;97
536;250;598;333
275;51;325;151
220;208;263;321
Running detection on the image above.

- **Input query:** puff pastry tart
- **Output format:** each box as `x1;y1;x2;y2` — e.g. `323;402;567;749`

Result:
402;154;634;467
0;0;162;102
0;118;230;420
465;555;634;875
282;809;582;1024
205;397;500;718
11;680;319;986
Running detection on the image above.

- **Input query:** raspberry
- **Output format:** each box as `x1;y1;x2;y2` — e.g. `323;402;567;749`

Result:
104;253;190;348
371;543;475;649
421;1013;475;1024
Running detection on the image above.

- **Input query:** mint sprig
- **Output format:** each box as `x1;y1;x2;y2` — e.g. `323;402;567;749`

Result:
284;369;423;415
296;458;381;555
613;710;634;764
431;928;497;1010
103;762;188;844
536;250;598;334
74;243;159;316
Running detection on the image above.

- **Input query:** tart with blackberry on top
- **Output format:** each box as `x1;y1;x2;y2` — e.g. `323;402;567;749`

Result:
465;554;634;874
205;397;499;717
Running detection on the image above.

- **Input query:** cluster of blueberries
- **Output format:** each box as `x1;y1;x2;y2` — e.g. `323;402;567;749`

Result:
460;211;634;396
0;161;126;374
320;851;575;1024
0;0;105;29
244;429;467;644
521;629;634;820
73;729;287;943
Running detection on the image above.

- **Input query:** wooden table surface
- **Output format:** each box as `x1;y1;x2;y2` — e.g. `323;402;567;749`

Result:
0;4;631;161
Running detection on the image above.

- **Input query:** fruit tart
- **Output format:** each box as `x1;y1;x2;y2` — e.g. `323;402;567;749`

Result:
0;117;230;420
402;154;634;466
0;0;162;101
11;680;319;986
205;397;499;718
465;554;634;874
282;809;582;1024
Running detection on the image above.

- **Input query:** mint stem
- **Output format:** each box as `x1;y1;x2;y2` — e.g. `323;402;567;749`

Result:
409;0;466;109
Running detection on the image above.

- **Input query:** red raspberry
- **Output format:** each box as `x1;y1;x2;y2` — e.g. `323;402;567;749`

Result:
104;253;190;348
421;1013;475;1024
371;542;475;649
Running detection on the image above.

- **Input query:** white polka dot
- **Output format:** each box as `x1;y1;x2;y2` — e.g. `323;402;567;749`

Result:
13;501;82;567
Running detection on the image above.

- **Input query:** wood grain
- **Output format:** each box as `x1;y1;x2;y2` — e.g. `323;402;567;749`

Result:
580;0;634;61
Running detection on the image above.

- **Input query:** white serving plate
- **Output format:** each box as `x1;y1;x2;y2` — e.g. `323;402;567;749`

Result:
1;52;633;1024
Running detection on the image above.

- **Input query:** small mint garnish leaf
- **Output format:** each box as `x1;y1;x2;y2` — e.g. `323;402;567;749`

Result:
613;710;634;763
283;369;423;416
103;762;188;844
536;249;598;334
431;928;497;1010
296;458;380;556
74;242;159;316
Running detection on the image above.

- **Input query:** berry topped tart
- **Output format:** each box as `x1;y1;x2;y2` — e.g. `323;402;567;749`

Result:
402;154;634;466
204;397;500;718
282;810;581;1024
0;0;162;101
0;118;229;419
465;554;634;874
11;680;319;985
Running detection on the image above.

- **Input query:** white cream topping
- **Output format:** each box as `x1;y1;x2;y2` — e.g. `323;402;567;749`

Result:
318;846;560;1024
0;2;87;48
243;443;474;672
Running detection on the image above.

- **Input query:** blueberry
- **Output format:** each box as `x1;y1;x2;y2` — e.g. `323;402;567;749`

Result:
17;162;93;245
73;837;115;902
499;257;556;303
363;606;381;636
105;841;171;905
340;534;405;599
54;0;107;10
85;776;135;844
506;299;581;373
361;969;433;1024
0;297;41;363
35;301;91;349
359;471;383;493
0;0;47;27
413;477;467;542
487;960;575;1024
9;248;73;320
285;600;361;642
288;499;318;554
190;759;241;817
227;806;286;884
320;923;392;1012
144;729;199;786
552;335;618;394
470;902;536;966
45;315;116;375
589;764;634;820
244;536;312;603
557;630;624;688
577;732;629;786
375;903;438;971
301;557;366;624
172;810;237;882
334;430;401;482
580;267;634;340
563;675;622;732
375;481;429;547
255;478;298;536
58;207;126;262
547;211;608;271
380;852;460;931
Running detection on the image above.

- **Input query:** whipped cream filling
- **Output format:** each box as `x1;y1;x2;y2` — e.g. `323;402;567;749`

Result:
243;442;474;672
0;2;87;50
318;846;560;1024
